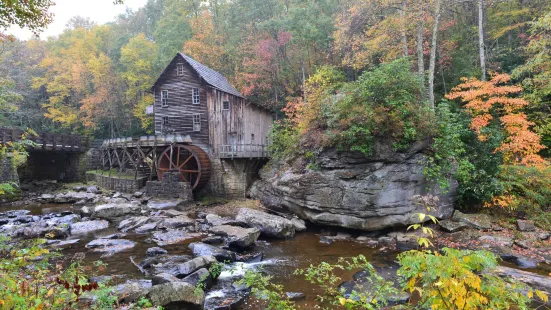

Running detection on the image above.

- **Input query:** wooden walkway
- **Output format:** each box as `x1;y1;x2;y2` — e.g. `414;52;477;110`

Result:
0;127;87;152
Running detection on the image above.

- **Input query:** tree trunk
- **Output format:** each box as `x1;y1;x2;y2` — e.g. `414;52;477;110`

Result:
401;1;408;57
428;0;442;109
417;10;425;91
478;0;486;81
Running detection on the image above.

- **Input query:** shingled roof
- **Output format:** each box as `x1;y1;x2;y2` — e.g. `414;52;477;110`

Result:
179;53;243;98
152;53;243;98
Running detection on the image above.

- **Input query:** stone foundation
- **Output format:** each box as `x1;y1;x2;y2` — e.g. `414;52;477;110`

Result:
89;172;147;193
146;171;193;200
200;158;267;199
0;157;19;185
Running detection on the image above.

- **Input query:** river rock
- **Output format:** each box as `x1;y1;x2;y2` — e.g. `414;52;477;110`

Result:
189;242;237;262
39;193;55;202
339;264;409;306
206;214;225;226
54;192;96;203
182;268;212;288
494;266;551;293
85;238;136;255
147;200;187;211
147;282;204;310
158;216;195;229
285;292;305;301
453;211;492;230
479;235;514;247
46;214;81;226
118;216;150;232
147;247;168;257
439;219;469;233
250;148;456;231
92;203;141;220
176;255;217;278
235;208;295;239
153;230;203;246
152;273;181;285
19;223;70;239
50;239;80;249
291;217;307;232
135;222;158;233
204;289;249;310
70;220;109;234
517;220;536;232
116;280;152;304
209;225;260;248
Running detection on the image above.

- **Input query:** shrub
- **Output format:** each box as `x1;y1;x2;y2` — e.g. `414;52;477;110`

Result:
397;248;547;309
0;237;101;309
267;120;300;161
326;58;434;154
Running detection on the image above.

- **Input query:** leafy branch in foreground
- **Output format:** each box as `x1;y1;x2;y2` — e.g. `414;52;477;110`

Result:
397;248;548;310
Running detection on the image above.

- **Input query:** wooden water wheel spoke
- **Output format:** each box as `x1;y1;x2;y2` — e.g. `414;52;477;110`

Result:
178;155;194;169
157;144;211;190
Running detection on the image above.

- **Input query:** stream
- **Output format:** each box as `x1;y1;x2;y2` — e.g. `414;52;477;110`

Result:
0;202;395;309
2;200;551;309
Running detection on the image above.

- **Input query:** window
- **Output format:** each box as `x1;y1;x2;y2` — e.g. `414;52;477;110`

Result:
193;114;201;132
162;116;169;126
192;88;200;105
161;90;168;107
251;133;255;143
177;63;184;76
222;101;230;110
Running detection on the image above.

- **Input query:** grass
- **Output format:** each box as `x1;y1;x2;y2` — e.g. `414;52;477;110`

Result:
86;169;138;180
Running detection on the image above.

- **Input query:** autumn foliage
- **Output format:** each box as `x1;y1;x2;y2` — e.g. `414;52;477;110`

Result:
446;73;546;167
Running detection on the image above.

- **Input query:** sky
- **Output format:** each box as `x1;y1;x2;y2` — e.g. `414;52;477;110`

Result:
8;0;149;40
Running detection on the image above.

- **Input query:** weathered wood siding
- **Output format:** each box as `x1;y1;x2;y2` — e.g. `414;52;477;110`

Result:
207;88;273;154
153;55;209;145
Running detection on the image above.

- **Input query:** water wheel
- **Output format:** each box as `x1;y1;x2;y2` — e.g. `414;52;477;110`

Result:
157;144;211;190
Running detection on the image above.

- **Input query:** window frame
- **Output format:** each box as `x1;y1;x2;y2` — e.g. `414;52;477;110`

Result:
177;63;184;76
192;114;201;132
162;116;169;126
192;88;200;105
161;90;169;107
222;100;230;110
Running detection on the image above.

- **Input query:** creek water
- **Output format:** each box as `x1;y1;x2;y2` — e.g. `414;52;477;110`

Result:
0;202;401;308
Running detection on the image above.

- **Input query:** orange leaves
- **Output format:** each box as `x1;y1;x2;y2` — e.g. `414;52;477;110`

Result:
446;73;546;167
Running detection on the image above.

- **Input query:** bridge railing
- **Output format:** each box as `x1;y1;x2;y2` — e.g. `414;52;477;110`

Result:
218;144;269;159
0;127;87;151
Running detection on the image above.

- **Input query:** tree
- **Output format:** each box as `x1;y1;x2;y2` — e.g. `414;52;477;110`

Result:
446;73;546;166
0;0;54;38
427;0;442;109
120;33;157;133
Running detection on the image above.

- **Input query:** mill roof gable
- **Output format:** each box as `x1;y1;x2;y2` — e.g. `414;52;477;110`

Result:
153;53;244;98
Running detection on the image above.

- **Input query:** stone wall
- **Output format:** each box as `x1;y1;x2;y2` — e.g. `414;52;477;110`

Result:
90;172;147;193
146;171;193;200
0;157;19;185
19;151;86;182
200;157;267;199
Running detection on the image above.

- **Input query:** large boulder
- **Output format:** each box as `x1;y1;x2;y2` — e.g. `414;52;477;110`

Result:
85;238;136;256
147;282;204;310
250;147;456;231
209;225;260;248
235;208;295;239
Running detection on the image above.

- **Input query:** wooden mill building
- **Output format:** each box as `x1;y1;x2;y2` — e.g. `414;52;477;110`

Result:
99;53;273;198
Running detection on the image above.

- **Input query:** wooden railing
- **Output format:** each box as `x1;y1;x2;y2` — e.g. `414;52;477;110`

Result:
0;127;87;151
218;144;269;159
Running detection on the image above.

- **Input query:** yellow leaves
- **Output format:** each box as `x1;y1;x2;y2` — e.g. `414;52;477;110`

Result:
536;290;549;302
